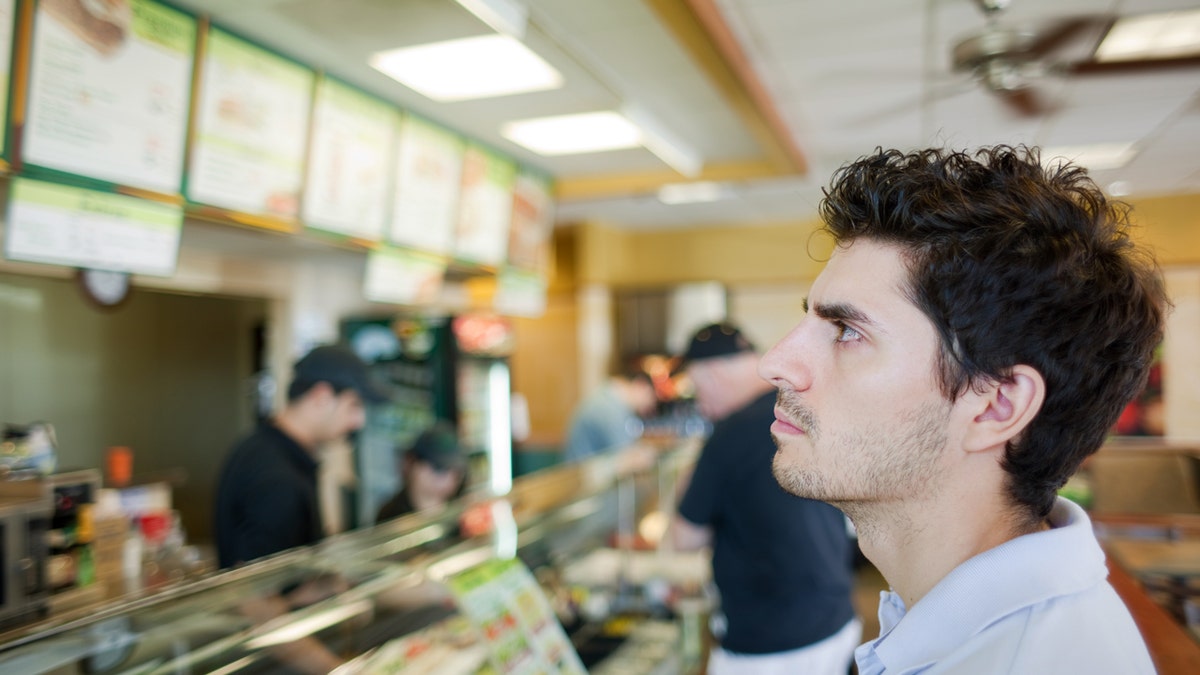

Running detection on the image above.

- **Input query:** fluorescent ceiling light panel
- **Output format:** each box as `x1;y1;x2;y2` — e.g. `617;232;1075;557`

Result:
369;34;562;102
1094;9;1200;62
502;111;642;155
658;181;734;205
1041;142;1137;171
454;0;528;39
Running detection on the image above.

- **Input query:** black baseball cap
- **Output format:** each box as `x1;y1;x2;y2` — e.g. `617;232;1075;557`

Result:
293;345;391;404
675;322;756;373
409;422;466;472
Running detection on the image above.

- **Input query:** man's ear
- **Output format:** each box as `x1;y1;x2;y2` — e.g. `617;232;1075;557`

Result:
962;364;1045;454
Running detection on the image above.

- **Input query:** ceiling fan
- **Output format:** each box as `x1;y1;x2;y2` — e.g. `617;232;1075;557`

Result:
951;0;1200;116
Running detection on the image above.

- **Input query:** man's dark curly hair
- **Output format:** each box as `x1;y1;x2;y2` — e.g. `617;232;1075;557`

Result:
820;145;1168;519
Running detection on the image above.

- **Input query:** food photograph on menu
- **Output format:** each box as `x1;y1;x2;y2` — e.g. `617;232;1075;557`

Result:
302;76;397;241
22;0;196;194
187;27;313;219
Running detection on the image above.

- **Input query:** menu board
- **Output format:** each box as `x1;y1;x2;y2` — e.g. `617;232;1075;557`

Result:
187;27;313;219
363;245;447;306
390;115;463;255
0;0;15;158
506;171;554;273
302;76;397;240
4;177;182;275
455;145;516;266
446;557;586;675
494;268;547;318
23;0;195;193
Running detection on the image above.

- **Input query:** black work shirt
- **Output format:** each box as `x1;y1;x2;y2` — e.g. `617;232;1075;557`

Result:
375;489;415;523
678;391;855;654
214;423;324;569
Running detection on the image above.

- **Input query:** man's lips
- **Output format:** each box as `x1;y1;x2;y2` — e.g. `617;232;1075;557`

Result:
772;408;804;435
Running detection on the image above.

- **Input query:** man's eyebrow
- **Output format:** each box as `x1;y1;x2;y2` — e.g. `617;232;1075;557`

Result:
811;301;876;327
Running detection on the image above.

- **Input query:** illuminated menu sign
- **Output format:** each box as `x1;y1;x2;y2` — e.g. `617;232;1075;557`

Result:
5;178;182;276
455;144;515;266
303;76;397;240
187;27;313;219
23;0;196;193
390;115;464;255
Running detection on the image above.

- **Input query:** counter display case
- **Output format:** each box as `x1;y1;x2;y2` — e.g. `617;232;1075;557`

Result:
0;440;706;674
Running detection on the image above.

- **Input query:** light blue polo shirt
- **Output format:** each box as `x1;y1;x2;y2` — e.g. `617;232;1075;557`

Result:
855;497;1156;674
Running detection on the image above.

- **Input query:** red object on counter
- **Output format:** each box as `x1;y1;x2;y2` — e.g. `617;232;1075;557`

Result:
106;446;133;487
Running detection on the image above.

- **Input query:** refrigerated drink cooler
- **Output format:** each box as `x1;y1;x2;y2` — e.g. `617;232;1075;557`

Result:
343;313;514;526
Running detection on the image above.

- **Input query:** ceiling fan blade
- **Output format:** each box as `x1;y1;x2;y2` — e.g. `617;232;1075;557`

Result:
1067;54;1200;75
998;87;1044;117
1025;16;1113;60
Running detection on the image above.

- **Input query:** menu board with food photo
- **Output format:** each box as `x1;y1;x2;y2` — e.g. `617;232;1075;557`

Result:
5;177;182;276
302;75;397;241
0;0;15;160
446;557;586;675
390;114;464;255
506;171;554;273
455;144;516;267
187;26;313;219
22;0;196;194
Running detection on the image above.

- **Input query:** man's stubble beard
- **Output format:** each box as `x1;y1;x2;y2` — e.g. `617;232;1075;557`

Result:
770;391;951;517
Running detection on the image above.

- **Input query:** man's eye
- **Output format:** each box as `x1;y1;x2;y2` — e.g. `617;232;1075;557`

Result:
833;321;862;343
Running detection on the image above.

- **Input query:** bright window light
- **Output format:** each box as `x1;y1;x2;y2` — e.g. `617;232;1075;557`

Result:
1095;9;1200;62
501;111;642;155
369;34;562;102
1041;142;1137;171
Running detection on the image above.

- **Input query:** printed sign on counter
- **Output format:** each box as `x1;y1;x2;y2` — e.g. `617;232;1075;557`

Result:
445;557;586;675
506;171;554;273
187;27;313;219
0;0;16;158
302;76;397;240
454;144;516;267
23;0;195;193
363;245;447;306
4;178;183;276
390;115;464;255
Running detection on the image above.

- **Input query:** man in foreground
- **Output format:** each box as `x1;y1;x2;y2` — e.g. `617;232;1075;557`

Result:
760;145;1164;673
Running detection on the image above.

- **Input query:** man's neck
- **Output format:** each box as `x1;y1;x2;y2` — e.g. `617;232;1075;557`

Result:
850;473;1037;609
273;409;320;455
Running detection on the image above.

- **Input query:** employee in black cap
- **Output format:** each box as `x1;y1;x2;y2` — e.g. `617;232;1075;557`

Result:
376;421;467;522
215;344;389;569
669;322;859;675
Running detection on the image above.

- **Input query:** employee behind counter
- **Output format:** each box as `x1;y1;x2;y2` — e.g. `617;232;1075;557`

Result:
376;422;468;523
214;344;389;569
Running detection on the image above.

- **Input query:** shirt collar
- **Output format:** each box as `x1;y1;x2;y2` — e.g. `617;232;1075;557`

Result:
859;498;1108;674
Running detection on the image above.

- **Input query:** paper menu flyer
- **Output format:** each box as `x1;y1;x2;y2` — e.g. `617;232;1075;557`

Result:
23;0;195;194
303;76;397;240
446;558;586;675
454;145;516;266
0;0;15;156
390;115;464;255
187;26;313;219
